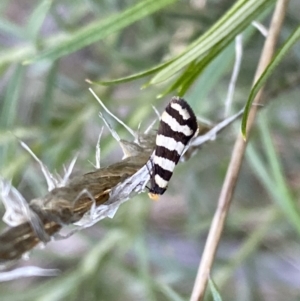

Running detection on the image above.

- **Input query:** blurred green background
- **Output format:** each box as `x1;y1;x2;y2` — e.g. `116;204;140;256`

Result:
0;0;300;300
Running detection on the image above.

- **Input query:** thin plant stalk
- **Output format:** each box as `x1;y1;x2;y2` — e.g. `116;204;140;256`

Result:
190;1;290;300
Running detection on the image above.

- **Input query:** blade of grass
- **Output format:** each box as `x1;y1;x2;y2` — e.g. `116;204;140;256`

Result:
92;0;274;90
208;277;222;301
40;61;58;126
0;127;41;146
246;142;300;234
25;0;177;64
177;39;234;97
150;0;275;85
0;65;25;171
136;236;156;301
26;0;52;43
0;66;24;128
155;280;186;301
156;35;235;98
215;207;280;287
241;25;300;137
0;19;26;41
87;60;173;86
0;231;125;301
257;113;300;233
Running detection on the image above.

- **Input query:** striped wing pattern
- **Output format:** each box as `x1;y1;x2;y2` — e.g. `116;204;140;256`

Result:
149;97;198;197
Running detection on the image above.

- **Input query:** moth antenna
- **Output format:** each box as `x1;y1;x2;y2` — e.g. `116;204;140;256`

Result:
89;88;136;138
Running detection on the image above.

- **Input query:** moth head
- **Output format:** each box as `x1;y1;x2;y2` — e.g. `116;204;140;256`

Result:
148;192;160;201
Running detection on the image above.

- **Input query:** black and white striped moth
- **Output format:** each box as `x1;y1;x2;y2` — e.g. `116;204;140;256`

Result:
148;97;198;200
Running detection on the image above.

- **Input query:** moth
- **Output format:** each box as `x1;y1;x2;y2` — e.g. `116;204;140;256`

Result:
148;97;198;200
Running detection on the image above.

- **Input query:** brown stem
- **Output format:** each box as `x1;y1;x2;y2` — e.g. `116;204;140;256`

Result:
190;1;290;300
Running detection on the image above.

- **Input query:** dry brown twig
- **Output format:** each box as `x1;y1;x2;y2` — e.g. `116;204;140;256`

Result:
190;1;290;300
0;90;243;277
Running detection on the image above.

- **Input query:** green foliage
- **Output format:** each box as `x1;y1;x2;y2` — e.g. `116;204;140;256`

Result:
25;0;178;64
208;277;222;301
241;24;300;136
94;0;277;98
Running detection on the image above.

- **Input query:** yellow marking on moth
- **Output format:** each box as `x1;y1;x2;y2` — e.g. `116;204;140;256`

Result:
148;193;160;201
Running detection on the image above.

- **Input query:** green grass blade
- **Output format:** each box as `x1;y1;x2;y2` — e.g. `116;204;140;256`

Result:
25;0;177;63
215;208;279;287
149;0;275;85
91;0;270;94
156;38;232;98
177;38;234;97
246;144;275;193
87;60;172;86
0;45;35;69
26;0;52;42
258;113;300;234
155;61;198;98
246;138;300;235
12;231;125;301
208;277;222;301
0;127;41;146
40;61;58;125
155;281;186;301
0;19;26;41
0;65;24;172
0;66;24;128
241;25;300;137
